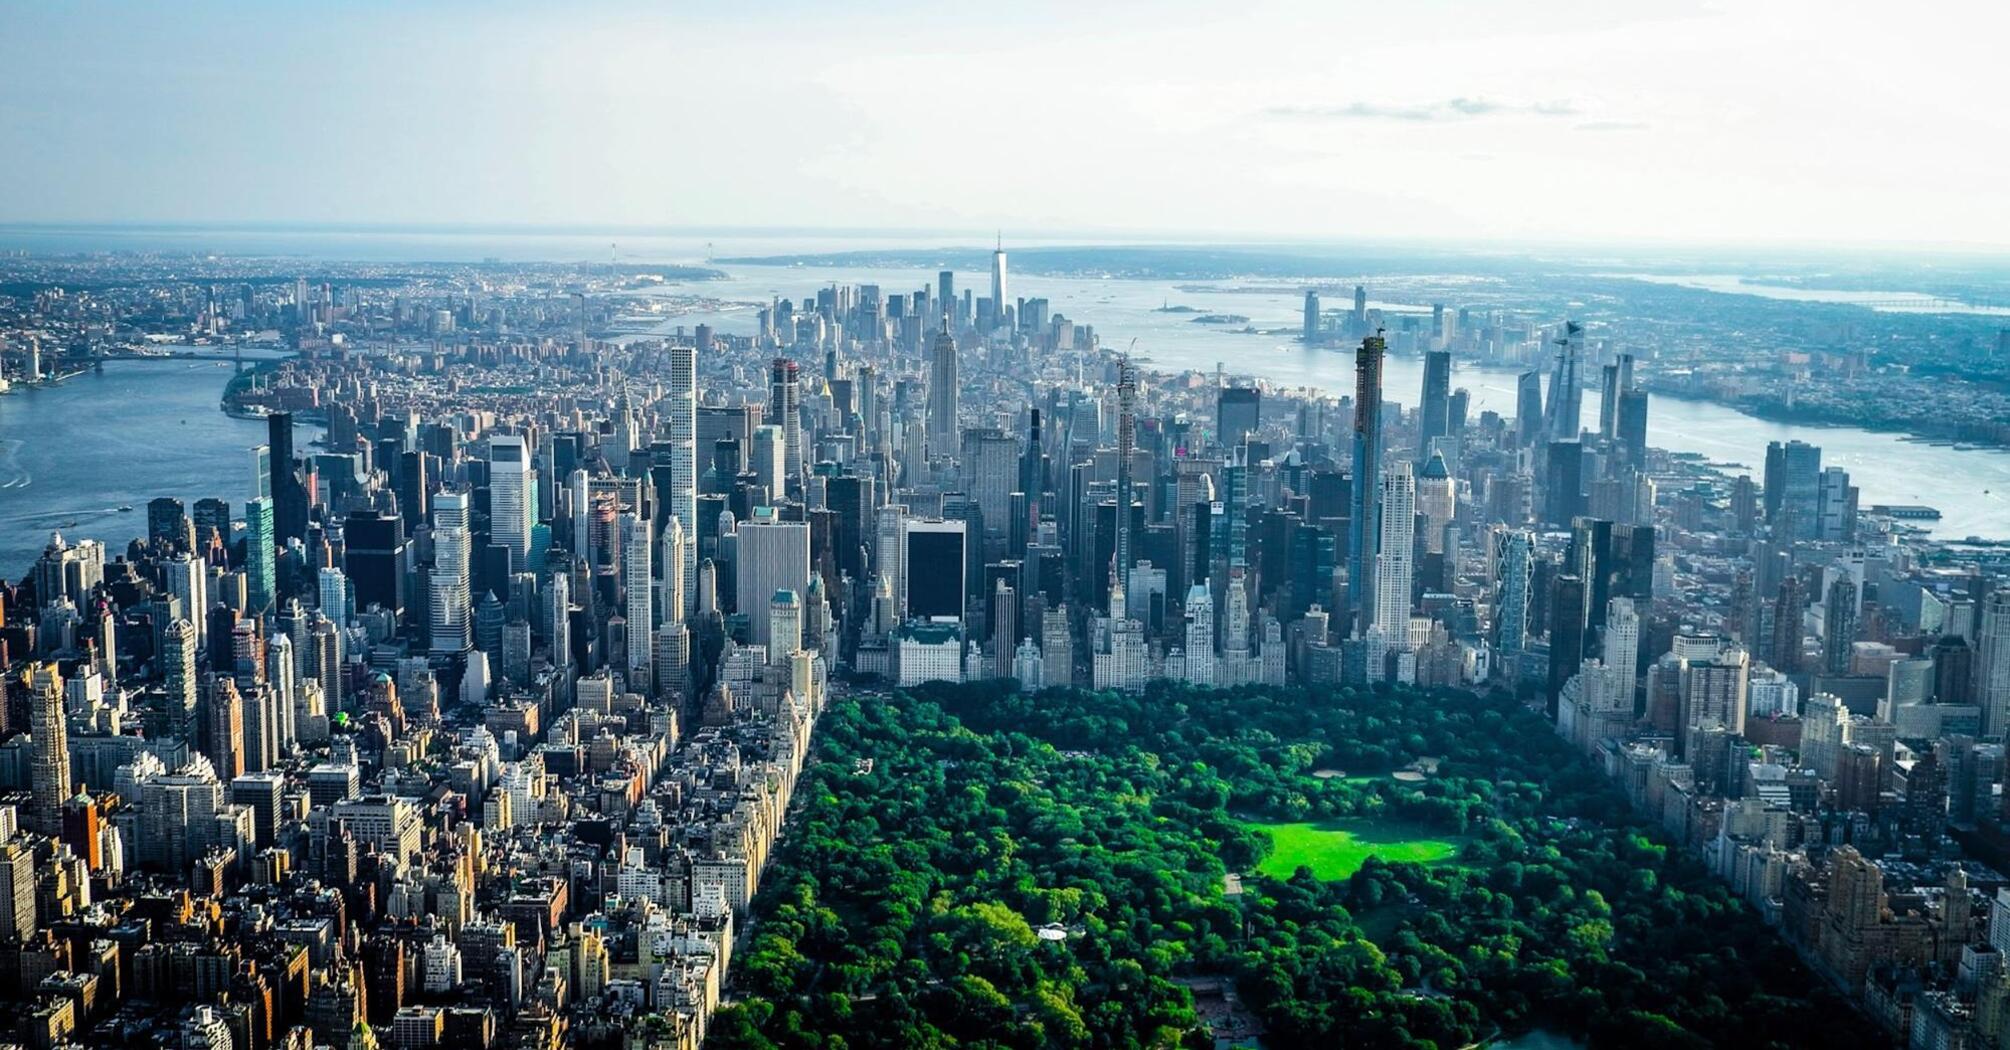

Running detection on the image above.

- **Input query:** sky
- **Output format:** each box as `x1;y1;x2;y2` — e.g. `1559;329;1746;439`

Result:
2;0;2005;249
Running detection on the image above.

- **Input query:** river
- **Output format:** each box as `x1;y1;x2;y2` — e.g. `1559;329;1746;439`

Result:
0;356;306;572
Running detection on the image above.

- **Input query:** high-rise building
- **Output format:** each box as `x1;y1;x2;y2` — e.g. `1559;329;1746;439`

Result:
1682;648;1751;734
489;435;532;571
1823;576;1859;676
1373;462;1416;643
736;509;811;647
1416;452;1455;554
1772;575;1806;674
1818;466;1859;543
1348;332;1386;635
148;496;194;553
1184;584;1216;687
1617;388;1650;466
163;618;200;735
1763;440;1822;539
991;579;1018;679
25;663;70;835
1515;370;1546;447
164;552;210;652
1114;359;1139;580
623;511;652;681
1302;290;1321;344
769;588;803;666
666;343;698;616
902;518;968;623
318;566;352;626
1543;322;1584;442
430;492;473;655
990;236;1009;330
243;496;277;614
1934;634;1977;707
1545;441;1584;526
1218;387;1260;448
1979;591;2010;736
1419;350;1451;452
749;425;786;500
770;358;803;483
269;411;309;544
1492;529;1535;655
343;509;407;619
925;326;959;460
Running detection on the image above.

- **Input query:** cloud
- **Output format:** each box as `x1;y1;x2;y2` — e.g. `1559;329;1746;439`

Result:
1266;97;1581;122
1575;119;1651;132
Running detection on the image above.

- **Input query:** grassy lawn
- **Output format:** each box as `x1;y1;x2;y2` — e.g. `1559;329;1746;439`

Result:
1251;817;1462;880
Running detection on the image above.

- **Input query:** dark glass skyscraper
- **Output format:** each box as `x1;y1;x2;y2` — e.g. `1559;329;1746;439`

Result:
1349;332;1385;634
1419;350;1451;454
269;411;309;544
1218;387;1260;448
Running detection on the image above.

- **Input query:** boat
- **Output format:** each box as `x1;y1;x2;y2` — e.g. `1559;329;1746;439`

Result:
117;505;132;512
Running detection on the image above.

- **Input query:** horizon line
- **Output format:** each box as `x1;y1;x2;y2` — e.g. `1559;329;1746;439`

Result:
3;219;2010;260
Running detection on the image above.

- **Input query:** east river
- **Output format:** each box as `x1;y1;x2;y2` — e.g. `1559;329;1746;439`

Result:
4;229;2008;576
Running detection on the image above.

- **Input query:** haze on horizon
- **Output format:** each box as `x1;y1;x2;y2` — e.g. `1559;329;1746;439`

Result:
2;0;2005;251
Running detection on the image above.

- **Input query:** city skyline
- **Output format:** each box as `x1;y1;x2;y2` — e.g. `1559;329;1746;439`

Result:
4;4;2010;1046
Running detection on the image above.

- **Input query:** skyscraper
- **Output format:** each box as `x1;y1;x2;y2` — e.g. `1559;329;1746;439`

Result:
1218;387;1260;448
429;491;472;655
1373;461;1417;643
1617;388;1650;466
1492;529;1534;655
489;435;532;571
318;566;352;626
1349;332;1386;635
667;343;698;617
1543;322;1584;442
163;617;199;736
244;496;276;614
990;235;1008;330
1823;576;1858;676
1114;359;1138;580
164;554;209;654
269;411;308;544
26;662;70;835
902;518;968;623
343;509;407;619
1979;591;2010;736
1515;371;1545;447
736;510;811;647
1419;350;1451;453
769;357;803;486
1772;575;1806;674
1763;439;1822;539
925;326;959;460
1302;290;1321;344
623;511;652;681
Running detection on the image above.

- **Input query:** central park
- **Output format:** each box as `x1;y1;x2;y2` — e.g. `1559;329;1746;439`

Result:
702;680;1878;1050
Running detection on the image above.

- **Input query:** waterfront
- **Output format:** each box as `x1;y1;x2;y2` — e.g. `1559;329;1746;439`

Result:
0;356;310;571
682;261;2010;542
5;230;2008;567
